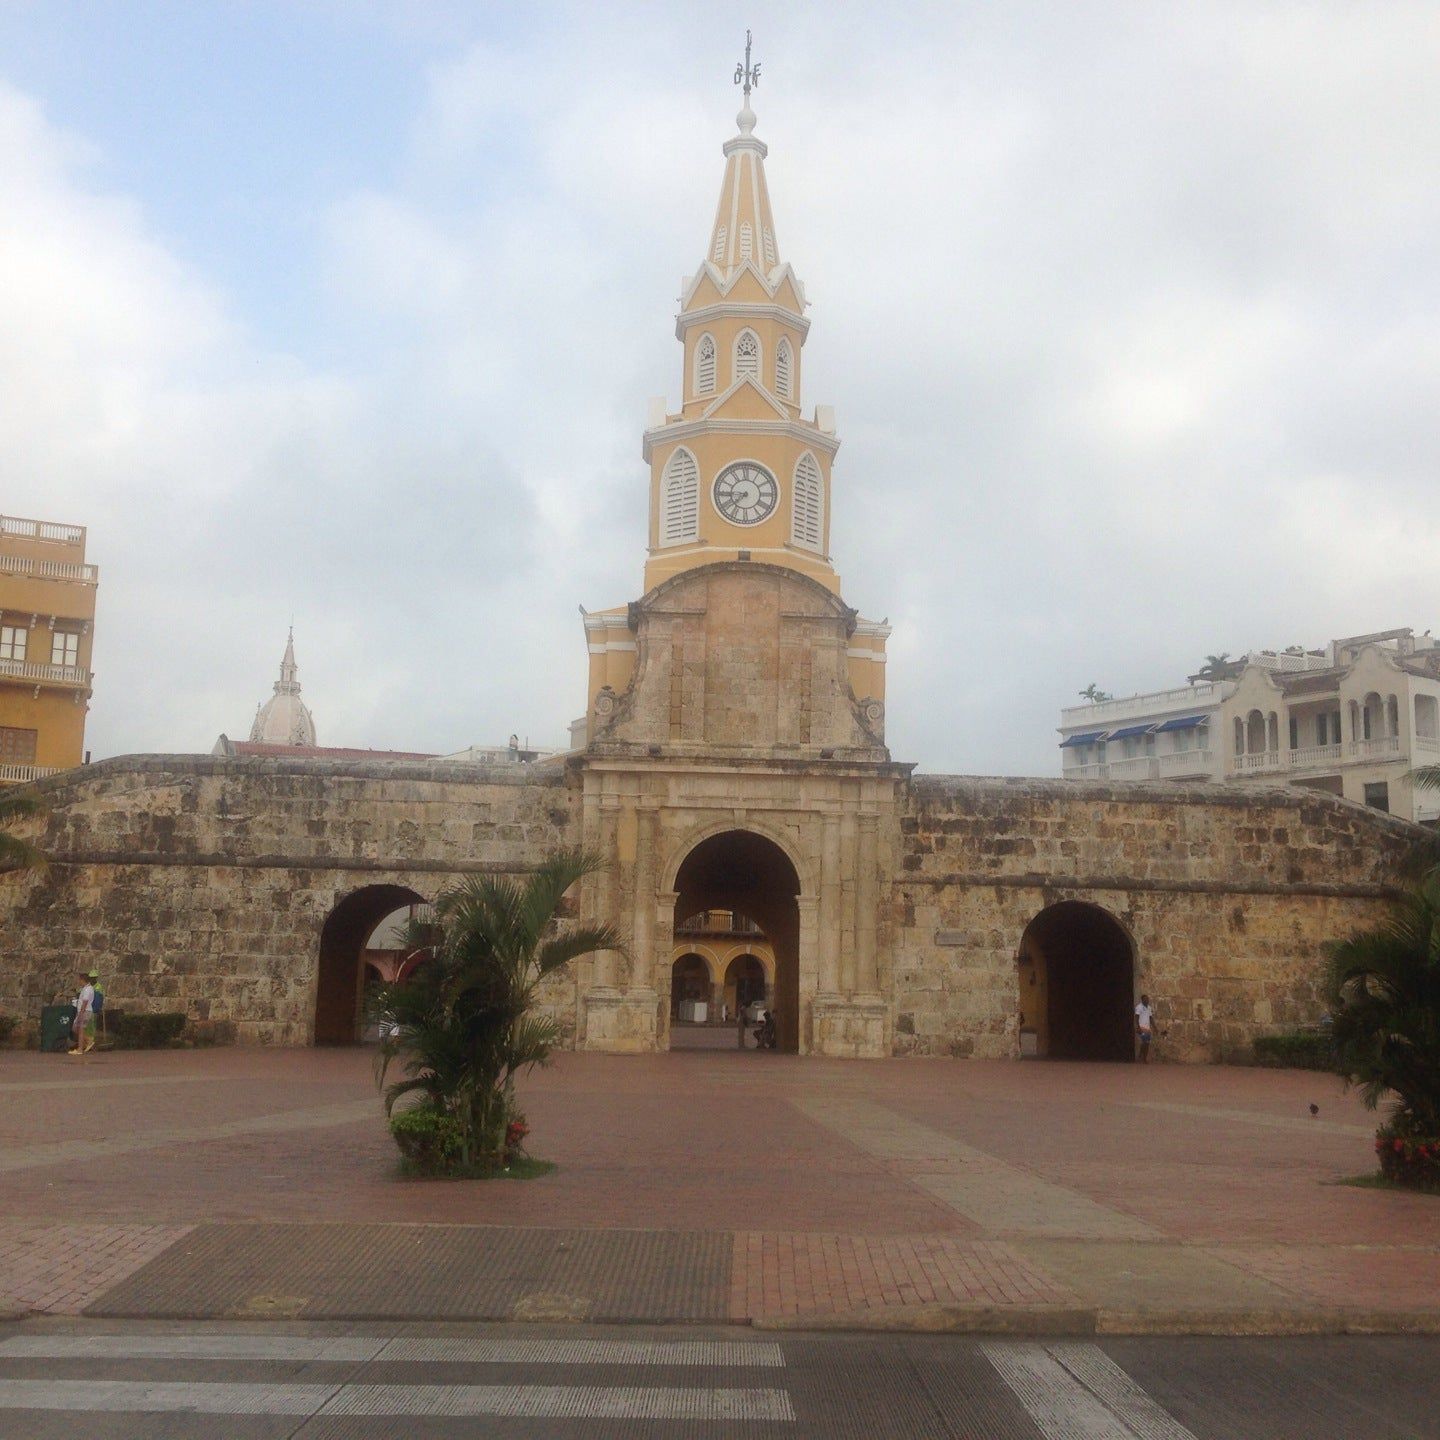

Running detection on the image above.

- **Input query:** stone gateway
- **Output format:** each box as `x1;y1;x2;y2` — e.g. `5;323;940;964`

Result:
0;90;1422;1062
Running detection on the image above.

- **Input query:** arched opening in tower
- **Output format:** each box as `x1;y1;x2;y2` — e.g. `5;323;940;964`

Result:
314;884;427;1045
671;829;801;1053
1017;901;1136;1062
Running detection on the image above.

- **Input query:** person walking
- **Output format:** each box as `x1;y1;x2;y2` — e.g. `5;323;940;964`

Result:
70;969;99;1056
1135;992;1154;1063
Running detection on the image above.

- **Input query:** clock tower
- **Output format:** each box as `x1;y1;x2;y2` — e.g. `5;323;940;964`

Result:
580;55;890;746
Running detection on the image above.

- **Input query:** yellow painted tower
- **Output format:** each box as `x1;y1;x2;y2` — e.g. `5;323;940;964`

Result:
581;51;889;741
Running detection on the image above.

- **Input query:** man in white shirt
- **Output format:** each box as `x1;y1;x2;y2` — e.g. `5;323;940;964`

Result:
1135;993;1154;1064
70;969;97;1056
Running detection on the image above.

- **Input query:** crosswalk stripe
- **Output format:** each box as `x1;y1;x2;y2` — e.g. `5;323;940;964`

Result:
0;1379;796;1421
0;1334;785;1367
982;1342;1198;1440
1047;1343;1199;1440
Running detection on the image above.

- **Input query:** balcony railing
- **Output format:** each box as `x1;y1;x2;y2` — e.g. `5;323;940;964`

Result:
1416;734;1440;756
0;763;58;784
1060;682;1229;728
1229;734;1415;776
1288;743;1344;769
0;553;98;583
1063;751;1214;782
0;657;91;686
0;515;84;545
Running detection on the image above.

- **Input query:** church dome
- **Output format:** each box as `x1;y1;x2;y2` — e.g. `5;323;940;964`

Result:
249;629;317;747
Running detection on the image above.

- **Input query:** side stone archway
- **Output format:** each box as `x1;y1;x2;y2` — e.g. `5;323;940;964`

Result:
314;883;427;1045
1017;900;1137;1062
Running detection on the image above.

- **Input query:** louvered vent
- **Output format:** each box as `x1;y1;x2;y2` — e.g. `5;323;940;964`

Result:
739;222;753;261
775;339;792;400
661;449;699;546
713;226;727;261
792;453;823;551
734;331;760;382
695;335;716;395
764;228;776;264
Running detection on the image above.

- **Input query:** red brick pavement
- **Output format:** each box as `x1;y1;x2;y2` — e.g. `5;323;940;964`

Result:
0;1223;190;1315
730;1233;1076;1321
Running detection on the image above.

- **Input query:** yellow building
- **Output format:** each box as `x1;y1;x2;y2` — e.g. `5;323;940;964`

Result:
0;514;97;785
580;77;889;742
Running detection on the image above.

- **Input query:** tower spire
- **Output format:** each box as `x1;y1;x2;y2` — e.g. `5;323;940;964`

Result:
733;29;760;135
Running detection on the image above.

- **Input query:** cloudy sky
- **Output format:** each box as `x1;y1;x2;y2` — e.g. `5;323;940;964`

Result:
3;2;1436;775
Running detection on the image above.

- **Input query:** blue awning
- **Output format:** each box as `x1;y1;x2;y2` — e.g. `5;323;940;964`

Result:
1155;714;1210;733
1060;730;1107;748
1106;723;1156;742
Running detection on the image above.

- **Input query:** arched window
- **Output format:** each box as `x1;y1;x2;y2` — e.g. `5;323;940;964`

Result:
739;222;753;262
734;330;760;383
791;453;823;552
1386;694;1400;737
694;334;716;396
763;228;776;265
712;226;727;262
660;449;699;546
775;338;793;400
1233;717;1245;755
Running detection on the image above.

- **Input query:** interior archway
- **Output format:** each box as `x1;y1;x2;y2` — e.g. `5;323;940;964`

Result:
670;953;712;1020
672;830;802;1052
725;953;768;1016
1017;901;1136;1062
314;884;426;1045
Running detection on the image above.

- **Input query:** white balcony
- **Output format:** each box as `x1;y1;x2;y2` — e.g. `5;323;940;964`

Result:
1348;736;1401;762
1105;755;1158;781
1415;734;1440;757
0;763;58;784
1064;762;1108;780
0;657;92;687
0;514;84;544
1156;749;1215;777
1060;682;1229;729
1289;743;1344;770
0;552;98;583
1233;750;1285;774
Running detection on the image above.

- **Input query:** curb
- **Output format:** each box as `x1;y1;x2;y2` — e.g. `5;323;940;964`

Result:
751;1304;1098;1336
1096;1308;1440;1338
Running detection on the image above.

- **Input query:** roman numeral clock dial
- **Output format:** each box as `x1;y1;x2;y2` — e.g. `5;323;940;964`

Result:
712;462;779;526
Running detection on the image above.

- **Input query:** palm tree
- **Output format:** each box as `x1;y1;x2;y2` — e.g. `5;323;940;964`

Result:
0;791;46;873
1327;869;1440;1140
1078;683;1112;703
376;850;620;1169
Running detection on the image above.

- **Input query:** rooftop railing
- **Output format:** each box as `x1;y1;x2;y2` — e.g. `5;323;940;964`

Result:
0;553;98;583
0;515;85;545
1060;682;1230;727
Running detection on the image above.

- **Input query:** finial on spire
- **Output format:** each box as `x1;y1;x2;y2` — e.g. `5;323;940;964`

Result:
733;29;760;136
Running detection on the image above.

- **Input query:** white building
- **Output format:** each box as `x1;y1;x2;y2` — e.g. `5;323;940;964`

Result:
1059;628;1440;824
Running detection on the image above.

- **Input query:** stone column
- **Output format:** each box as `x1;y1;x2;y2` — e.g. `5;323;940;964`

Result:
629;805;658;991
856;813;879;995
838;811;858;996
592;794;621;990
818;813;841;996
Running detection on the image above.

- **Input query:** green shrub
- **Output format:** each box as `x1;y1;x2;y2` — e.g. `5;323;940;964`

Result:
1252;1031;1336;1071
0;1013;16;1045
390;1106;465;1173
1375;1127;1440;1194
106;1011;187;1049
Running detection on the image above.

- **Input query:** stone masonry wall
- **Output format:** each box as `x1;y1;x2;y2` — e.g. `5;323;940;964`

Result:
0;756;580;1043
891;776;1419;1061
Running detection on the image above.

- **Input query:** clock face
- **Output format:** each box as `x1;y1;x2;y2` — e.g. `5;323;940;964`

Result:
712;462;779;526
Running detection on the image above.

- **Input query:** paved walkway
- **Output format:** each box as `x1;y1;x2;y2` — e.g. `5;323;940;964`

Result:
1;1047;1437;1333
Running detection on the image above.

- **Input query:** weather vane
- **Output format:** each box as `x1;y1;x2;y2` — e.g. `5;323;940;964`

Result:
734;30;760;100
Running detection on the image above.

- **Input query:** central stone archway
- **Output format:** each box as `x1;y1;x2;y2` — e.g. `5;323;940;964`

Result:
671;829;802;1052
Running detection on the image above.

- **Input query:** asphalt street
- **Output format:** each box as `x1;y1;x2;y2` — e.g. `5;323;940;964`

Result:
0;1321;1437;1438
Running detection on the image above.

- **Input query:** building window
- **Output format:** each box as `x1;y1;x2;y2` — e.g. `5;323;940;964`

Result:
0;625;25;662
1363;781;1390;813
0;726;38;764
659;448;699;546
51;631;79;668
775;338;793;400
1316;712;1329;746
1288;716;1298;750
734;330;760;383
694;334;716;396
791;453;823;551
739;222;753;262
712;226;727;262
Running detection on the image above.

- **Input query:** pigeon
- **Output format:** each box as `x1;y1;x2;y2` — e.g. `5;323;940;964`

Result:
1309;1103;1319;1117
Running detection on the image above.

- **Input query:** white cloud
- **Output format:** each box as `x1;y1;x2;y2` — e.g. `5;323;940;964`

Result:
2;2;1438;774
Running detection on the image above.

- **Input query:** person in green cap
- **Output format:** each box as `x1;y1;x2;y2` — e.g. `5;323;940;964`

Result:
70;969;99;1055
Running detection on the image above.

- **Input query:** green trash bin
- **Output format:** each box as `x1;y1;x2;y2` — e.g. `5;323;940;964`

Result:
41;1004;76;1053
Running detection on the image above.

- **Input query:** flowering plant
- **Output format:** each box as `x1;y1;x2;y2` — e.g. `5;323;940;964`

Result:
1374;1127;1440;1193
